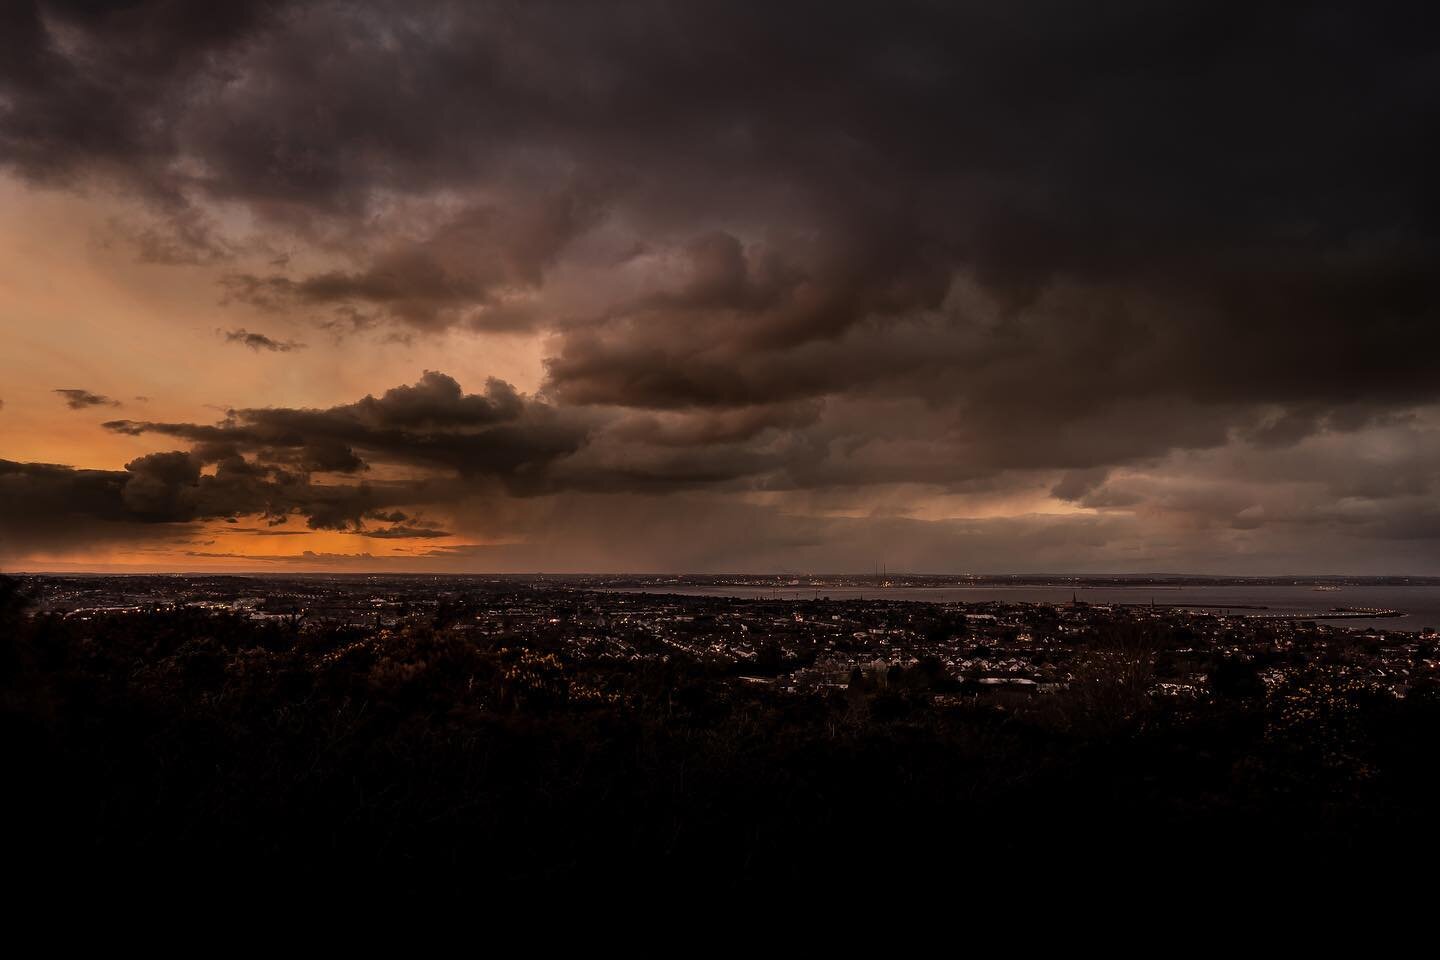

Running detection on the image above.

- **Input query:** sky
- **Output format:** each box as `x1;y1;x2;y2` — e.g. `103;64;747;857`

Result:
2;0;1439;574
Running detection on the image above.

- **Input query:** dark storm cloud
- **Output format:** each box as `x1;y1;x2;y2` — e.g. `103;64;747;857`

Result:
223;328;304;352
15;378;551;544
0;458;200;555
0;1;275;187
54;389;120;409
0;445;438;551
604;401;825;448
6;2;1437;429
1051;469;1112;504
6;2;1440;568
103;371;592;489
1;458;130;524
3;372;591;550
216;189;599;332
222;192;601;331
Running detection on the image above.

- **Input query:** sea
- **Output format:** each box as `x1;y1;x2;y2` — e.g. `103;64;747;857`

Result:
604;583;1440;632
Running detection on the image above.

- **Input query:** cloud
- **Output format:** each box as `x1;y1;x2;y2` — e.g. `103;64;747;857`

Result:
0;457;182;554
0;429;438;550
6;3;1437;438
1051;468;1111;503
224;192;600;331
54;389;120;409
350;525;450;540
182;550;377;565
102;371;592;489
6;3;1440;571
228;527;309;536
223;328;304;352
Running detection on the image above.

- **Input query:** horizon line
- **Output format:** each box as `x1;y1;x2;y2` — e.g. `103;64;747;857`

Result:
7;569;1440;580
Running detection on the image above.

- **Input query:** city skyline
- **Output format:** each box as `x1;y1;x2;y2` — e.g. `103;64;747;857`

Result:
4;2;1440;574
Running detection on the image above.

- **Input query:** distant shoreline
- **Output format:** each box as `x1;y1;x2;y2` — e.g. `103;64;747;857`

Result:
10;571;1440;587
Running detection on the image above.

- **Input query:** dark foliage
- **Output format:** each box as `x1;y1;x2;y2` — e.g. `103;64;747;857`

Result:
3;575;1438;903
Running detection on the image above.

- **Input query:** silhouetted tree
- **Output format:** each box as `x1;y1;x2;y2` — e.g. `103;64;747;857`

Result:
1210;658;1266;699
756;639;784;674
0;575;33;678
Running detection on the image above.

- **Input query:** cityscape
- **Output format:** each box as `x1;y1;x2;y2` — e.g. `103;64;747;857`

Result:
5;0;1440;905
7;570;1440;896
21;573;1440;703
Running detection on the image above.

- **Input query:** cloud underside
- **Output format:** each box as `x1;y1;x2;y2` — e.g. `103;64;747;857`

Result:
2;2;1440;569
3;370;1440;571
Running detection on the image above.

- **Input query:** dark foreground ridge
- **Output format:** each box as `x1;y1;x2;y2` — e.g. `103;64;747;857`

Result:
5;573;1440;899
